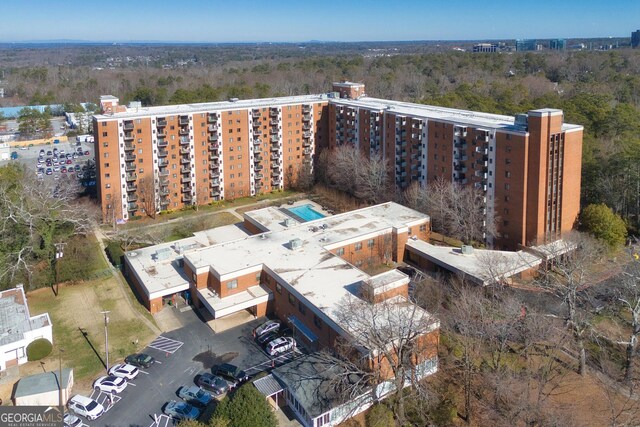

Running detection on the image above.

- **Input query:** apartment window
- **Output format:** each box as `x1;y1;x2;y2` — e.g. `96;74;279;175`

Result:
367;238;375;248
102;132;108;137
102;122;107;127
276;283;282;294
420;224;427;232
288;293;297;305
103;142;108;148
237;155;242;160
103;153;109;158
336;248;345;256
506;133;512;140
298;301;306;315
138;148;143;154
105;184;111;189
313;314;322;329
230;156;234;161
104;163;110;168
503;220;510;226
228;120;232;125
230;174;235;179
226;279;238;290
255;272;261;282
137;129;142;134
105;173;110;178
506;145;512;153
504;183;511;190
505;171;511;178
408;227;413;235
505;158;511;165
504;208;510;214
505;195;511;202
354;242;362;251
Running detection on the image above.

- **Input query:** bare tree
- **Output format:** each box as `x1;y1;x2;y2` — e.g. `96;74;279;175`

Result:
535;232;605;376
330;292;439;424
137;175;156;219
0;172;97;289
614;248;640;384
404;178;496;246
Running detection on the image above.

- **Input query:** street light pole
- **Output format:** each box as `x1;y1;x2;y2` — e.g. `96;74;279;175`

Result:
58;347;64;411
100;311;110;374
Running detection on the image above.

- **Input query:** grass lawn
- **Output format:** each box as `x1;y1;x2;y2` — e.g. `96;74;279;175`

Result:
56;233;111;282
27;276;157;386
162;211;240;242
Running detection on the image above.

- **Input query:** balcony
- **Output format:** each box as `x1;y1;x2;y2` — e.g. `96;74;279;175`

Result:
157;139;168;147
302;124;311;131
272;179;281;186
253;138;262;145
302;105;311;113
270;127;279;135
271;162;280;169
123;122;134;131
270;144;279;152
157;119;167;127
157;149;168;157
210;163;220;171
252;111;261;119
123;133;134;141
156;131;166;138
269;109;278;117
125;173;137;181
209;153;219;161
254;155;263;163
208;125;218;132
180;146;191;155
125;154;136;162
159;200;170;209
127;194;138;203
180;157;191;164
209;143;220;151
302;114;311;122
209;171;220;179
179;117;189;125
179;137;189;145
181;167;190;174
254;129;262;136
159;177;168;186
179;128;189;136
181;176;192;184
124;143;134;151
126;183;137;192
303;149;312;156
211;190;221;197
252;120;262;128
255;173;264;180
125;163;136;172
303;139;311;147
207;115;218;123
182;194;193;203
271;170;280;177
127;203;138;212
210;180;220;187
159;188;169;196
270;136;279;143
158;169;169;177
208;134;218;142
158;159;168;168
255;164;264;171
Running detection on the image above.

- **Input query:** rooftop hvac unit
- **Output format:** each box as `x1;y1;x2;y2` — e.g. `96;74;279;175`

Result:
289;238;303;250
461;245;474;255
284;218;294;227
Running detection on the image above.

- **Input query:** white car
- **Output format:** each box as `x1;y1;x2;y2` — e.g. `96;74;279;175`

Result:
93;375;128;394
109;363;139;380
254;320;280;337
265;337;296;356
68;395;104;420
63;413;82;427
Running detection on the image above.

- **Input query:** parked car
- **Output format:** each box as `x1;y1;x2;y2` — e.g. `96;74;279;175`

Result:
10;151;18;160
84;150;90;155
46;150;52;156
164;400;200;421
256;331;278;346
265;337;296;356
197;373;229;395
108;363;139;380
68;395;104;420
177;385;213;406
125;353;155;368
45;168;53;175
254;320;280;337
212;363;249;385
63;413;82;427
93;375;127;394
39;149;45;155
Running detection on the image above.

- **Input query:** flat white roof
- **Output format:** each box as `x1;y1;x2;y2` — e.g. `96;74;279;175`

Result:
0;286;51;347
406;240;542;286
332;96;582;132
125;224;249;299
243;206;301;233
184;202;429;330
94;93;329;120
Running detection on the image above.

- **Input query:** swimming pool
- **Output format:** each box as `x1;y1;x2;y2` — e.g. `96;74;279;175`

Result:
287;204;325;222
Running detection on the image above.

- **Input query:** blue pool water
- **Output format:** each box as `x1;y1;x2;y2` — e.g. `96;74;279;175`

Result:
287;204;325;222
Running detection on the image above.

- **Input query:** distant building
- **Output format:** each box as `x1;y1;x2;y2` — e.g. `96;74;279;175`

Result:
473;43;498;53
632;30;640;48
550;39;566;50
0;285;53;371
516;39;541;51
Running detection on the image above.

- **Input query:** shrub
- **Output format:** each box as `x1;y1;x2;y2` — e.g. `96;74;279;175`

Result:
580;203;627;249
26;338;53;361
366;404;395;427
212;383;276;427
105;240;125;268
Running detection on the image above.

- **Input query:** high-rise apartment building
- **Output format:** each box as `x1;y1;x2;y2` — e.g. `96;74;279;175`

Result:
632;30;640;48
94;82;583;250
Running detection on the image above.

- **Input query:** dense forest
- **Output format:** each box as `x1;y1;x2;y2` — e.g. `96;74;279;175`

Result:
1;46;639;232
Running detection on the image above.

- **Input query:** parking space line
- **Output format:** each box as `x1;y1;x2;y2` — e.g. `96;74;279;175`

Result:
149;414;172;427
139;370;150;374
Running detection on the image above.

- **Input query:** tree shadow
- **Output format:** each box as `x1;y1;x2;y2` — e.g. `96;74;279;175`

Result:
78;327;106;369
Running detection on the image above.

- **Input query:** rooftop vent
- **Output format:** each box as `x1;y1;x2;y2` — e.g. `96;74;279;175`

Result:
284;218;295;227
461;245;474;255
260;233;267;240
289;238;303;250
129;251;138;257
156;247;172;260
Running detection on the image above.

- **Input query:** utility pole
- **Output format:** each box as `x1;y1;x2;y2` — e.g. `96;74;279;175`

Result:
100;311;110;374
58;347;64;411
54;243;66;296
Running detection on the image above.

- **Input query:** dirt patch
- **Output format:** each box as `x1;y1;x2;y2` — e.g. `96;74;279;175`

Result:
192;351;240;370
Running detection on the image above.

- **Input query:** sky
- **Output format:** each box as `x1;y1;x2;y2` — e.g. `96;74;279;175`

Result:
1;0;639;43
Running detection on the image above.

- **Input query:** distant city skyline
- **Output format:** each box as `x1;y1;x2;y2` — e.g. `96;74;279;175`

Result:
2;0;639;43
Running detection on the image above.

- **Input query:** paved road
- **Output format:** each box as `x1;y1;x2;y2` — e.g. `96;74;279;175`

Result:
92;309;302;427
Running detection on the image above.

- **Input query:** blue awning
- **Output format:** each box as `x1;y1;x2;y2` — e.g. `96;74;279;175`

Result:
288;315;318;343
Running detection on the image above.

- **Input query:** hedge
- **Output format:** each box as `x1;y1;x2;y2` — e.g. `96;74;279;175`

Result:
27;338;53;361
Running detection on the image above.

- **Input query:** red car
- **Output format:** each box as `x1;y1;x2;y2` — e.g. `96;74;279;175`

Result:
66;159;72;164
84;151;90;155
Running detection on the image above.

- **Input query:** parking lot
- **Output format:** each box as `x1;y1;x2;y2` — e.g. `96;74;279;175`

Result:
89;309;305;427
1;137;95;183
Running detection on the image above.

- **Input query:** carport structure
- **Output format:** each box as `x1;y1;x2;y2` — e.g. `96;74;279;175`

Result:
253;374;285;409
